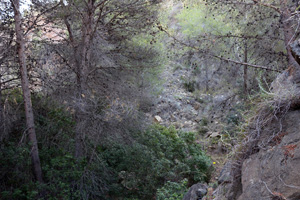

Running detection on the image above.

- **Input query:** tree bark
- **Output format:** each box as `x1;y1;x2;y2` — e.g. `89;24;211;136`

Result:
0;82;3;135
11;0;43;183
63;0;95;158
74;2;94;159
243;41;248;96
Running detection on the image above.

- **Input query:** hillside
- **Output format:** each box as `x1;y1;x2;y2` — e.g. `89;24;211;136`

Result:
1;0;300;200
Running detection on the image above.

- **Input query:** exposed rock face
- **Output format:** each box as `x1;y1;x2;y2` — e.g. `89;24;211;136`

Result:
218;162;232;185
150;63;207;132
212;162;234;200
183;183;208;200
214;110;300;200
237;110;300;200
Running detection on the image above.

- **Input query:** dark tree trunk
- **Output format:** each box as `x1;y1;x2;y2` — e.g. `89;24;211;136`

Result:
63;0;95;159
74;4;94;159
0;83;3;135
243;41;248;96
11;0;43;183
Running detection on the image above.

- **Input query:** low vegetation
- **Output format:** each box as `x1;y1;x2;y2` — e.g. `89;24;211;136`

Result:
0;93;212;199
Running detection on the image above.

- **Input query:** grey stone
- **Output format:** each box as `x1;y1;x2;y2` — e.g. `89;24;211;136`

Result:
212;110;300;200
183;183;208;200
194;116;202;122
237;110;300;200
218;162;232;184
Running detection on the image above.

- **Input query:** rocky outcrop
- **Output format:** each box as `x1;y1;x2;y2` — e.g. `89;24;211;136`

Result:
217;162;232;185
237;110;300;200
214;110;300;200
183;183;208;200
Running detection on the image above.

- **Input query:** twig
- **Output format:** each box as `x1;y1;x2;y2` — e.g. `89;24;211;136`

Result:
18;127;29;146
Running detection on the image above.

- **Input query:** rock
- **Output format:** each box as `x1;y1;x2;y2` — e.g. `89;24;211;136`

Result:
237;110;300;200
212;183;232;200
183;183;208;200
208;132;220;138
194;116;202;122
218;162;232;184
154;115;162;123
193;102;201;110
213;110;300;200
183;105;198;120
212;93;233;108
212;94;227;105
290;39;300;65
209;163;233;200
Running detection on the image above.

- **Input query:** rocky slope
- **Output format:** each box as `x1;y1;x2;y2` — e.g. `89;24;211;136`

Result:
213;110;300;200
151;64;207;132
154;2;300;200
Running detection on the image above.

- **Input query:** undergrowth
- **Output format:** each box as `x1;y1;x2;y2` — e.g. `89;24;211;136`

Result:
0;92;213;199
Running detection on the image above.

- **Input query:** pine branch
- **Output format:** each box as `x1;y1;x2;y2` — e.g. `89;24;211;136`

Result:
160;26;282;73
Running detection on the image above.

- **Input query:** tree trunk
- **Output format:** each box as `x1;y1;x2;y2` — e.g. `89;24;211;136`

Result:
11;0;43;183
74;0;94;159
63;0;96;159
243;41;248;96
0;82;3;135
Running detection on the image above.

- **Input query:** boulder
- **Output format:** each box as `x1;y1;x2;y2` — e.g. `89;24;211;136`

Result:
208;132;220;138
183;183;208;200
212;162;233;200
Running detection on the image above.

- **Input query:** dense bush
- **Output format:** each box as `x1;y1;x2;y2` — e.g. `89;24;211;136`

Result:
0;95;84;200
0;94;212;199
102;125;212;199
156;179;188;200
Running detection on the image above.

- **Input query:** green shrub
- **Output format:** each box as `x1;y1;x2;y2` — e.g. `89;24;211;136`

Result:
156;179;188;200
0;94;83;200
0;143;37;200
0;142;84;200
183;80;196;92
102;125;212;199
0;93;212;200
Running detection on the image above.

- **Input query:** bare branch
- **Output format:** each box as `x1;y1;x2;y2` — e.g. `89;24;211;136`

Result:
24;2;61;36
212;55;282;72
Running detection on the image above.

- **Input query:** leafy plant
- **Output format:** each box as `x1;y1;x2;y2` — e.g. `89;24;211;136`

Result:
102;125;212;199
156;179;188;200
1;94;212;200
